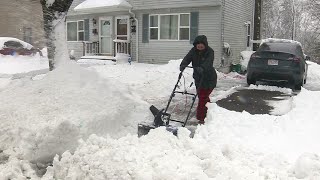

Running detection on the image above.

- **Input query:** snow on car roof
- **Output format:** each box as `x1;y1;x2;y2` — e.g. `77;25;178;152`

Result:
0;37;33;50
261;38;302;47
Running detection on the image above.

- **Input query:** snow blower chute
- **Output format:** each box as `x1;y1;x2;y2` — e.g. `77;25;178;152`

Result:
138;67;198;137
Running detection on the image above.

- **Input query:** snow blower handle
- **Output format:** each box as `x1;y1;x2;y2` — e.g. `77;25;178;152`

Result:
178;66;193;79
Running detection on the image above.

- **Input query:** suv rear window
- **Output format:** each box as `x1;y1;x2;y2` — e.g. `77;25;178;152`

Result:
258;42;303;57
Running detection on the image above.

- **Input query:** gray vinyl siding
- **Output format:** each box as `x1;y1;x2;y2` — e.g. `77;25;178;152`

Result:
222;0;255;67
131;0;221;10
135;6;222;67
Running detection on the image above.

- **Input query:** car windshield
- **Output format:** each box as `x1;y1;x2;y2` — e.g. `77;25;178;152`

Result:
257;42;303;56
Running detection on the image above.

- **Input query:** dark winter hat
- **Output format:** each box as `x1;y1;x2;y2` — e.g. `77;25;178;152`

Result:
193;35;208;48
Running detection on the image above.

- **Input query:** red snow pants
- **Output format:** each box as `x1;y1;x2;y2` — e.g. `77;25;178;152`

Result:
196;88;213;122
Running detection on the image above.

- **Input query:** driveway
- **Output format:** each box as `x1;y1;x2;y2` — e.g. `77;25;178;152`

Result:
216;88;293;115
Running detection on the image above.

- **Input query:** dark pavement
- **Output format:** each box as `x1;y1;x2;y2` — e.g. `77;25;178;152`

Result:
216;89;293;115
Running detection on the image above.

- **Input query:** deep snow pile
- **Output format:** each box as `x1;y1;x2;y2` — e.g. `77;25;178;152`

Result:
92;61;240;103
92;60;192;102
1;59;320;179
240;50;255;71
304;61;320;91
0;54;49;76
0;62;150;168
42;85;320;180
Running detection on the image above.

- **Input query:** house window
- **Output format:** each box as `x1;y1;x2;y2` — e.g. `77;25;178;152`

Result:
67;20;84;41
246;22;251;48
150;15;159;40
149;13;190;40
116;17;129;40
23;27;32;44
78;20;84;41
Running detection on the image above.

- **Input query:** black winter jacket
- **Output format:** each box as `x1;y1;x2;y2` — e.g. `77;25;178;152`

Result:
180;35;217;89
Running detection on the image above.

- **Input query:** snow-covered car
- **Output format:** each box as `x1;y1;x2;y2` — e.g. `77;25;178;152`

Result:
247;38;308;90
0;37;42;56
0;37;49;76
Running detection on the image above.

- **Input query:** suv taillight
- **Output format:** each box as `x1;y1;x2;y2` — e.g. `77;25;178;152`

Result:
251;53;261;59
288;56;301;63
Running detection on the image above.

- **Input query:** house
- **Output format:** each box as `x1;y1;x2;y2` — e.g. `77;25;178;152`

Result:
0;0;46;48
66;0;256;72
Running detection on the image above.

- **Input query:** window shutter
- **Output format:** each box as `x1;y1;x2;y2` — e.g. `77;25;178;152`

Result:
190;12;199;44
84;19;90;41
142;14;149;43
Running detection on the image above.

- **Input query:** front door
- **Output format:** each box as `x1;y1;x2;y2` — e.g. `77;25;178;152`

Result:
99;17;113;55
115;16;129;40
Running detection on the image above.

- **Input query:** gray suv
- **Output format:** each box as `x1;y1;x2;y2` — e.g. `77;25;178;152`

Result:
247;41;309;90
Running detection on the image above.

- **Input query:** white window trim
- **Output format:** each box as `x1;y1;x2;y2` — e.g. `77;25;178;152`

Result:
115;16;130;41
66;20;85;42
149;13;190;41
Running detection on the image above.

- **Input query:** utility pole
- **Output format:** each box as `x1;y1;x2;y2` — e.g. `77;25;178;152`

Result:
292;0;296;40
253;0;262;51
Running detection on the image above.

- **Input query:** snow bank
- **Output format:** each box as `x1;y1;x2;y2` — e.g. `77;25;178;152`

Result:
115;53;130;64
203;88;320;179
44;88;320;179
0;62;150;166
77;59;116;66
304;61;320;91
247;84;293;94
240;50;255;71
92;60;194;102
46;130;216;179
0;54;49;76
0;155;38;179
42;61;320;179
0;37;33;50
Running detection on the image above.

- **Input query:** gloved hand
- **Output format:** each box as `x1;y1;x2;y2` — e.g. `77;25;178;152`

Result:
194;67;204;74
180;65;187;71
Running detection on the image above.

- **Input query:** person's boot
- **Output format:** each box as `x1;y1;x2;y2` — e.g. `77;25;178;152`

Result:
198;120;205;125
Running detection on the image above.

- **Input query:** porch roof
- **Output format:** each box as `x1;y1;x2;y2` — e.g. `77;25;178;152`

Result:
74;0;132;14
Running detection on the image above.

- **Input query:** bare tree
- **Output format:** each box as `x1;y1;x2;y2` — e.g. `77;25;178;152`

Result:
262;0;320;63
40;0;73;70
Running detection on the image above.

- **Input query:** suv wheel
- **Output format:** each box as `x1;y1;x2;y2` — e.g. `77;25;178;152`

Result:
247;77;256;85
294;80;303;90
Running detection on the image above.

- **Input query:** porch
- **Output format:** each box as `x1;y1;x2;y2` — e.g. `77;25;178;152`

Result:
81;39;131;60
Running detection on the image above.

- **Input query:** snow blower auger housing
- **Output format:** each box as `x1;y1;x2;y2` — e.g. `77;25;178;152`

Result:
138;67;198;137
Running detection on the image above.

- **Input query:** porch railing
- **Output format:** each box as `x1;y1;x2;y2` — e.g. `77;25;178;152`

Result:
113;39;131;55
82;41;99;56
82;40;131;57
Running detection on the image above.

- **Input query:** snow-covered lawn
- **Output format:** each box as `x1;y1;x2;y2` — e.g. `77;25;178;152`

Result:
0;59;320;179
0;54;49;77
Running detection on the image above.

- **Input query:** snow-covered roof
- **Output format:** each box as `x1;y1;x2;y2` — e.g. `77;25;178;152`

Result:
0;37;33;50
261;38;302;47
74;0;132;13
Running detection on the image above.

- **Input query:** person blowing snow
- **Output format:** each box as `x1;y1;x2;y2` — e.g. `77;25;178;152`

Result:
180;35;217;124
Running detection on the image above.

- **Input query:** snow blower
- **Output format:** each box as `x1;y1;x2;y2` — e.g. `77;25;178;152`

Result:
138;67;198;137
